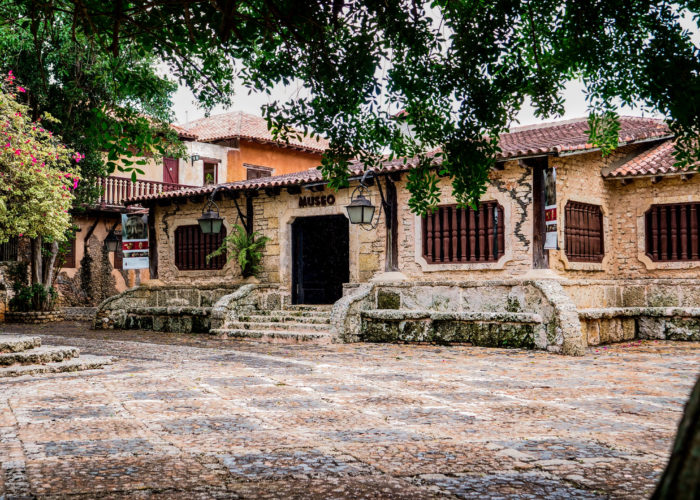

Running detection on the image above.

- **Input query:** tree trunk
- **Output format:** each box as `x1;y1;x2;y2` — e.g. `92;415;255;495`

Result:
43;241;59;288
652;374;700;499
30;236;43;285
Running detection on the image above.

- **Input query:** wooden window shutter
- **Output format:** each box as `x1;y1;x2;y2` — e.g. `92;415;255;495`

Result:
63;238;76;268
564;201;604;262
645;202;700;262
421;201;505;263
174;225;227;271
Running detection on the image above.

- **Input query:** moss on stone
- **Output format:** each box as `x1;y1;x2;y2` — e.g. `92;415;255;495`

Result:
377;290;401;310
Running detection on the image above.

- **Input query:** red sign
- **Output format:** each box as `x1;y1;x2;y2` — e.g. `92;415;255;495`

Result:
545;207;557;222
122;241;149;252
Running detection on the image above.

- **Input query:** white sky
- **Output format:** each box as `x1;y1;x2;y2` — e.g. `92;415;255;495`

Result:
171;77;660;129
171;12;698;129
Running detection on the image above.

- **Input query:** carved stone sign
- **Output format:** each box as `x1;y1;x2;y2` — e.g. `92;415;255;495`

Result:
298;194;336;208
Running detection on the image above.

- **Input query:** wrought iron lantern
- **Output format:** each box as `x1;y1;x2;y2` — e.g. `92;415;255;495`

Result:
346;190;376;225
198;187;224;234
104;230;120;252
346;170;386;229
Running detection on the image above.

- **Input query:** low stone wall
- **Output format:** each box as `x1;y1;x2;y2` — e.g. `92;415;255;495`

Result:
62;307;98;322
94;282;245;333
563;279;700;309
361;309;542;347
347;279;585;354
580;307;700;345
5;310;65;324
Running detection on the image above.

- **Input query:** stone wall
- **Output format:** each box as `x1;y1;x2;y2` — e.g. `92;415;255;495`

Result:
94;282;243;332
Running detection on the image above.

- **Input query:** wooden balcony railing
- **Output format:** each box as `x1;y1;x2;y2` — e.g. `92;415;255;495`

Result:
97;176;194;207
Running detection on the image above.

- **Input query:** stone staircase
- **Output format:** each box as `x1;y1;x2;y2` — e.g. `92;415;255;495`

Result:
0;335;113;377
211;305;334;344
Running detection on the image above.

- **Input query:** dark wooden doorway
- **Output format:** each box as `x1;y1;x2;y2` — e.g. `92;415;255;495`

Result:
163;157;179;184
530;157;550;269
292;215;350;305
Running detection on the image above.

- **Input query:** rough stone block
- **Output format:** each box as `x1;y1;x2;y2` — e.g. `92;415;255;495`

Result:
621;286;646;307
664;318;700;341
638;317;665;339
377;290;401;310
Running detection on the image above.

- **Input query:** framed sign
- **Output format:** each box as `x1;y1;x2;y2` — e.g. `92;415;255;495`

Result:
544;166;557;249
121;214;149;269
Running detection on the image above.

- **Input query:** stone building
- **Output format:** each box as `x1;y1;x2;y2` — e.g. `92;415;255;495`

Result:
95;116;700;355
53;112;328;306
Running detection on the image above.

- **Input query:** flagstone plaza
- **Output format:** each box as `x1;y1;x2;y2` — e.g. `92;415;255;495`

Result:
1;322;698;499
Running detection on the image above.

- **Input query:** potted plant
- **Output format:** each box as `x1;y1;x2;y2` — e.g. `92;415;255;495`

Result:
207;224;270;278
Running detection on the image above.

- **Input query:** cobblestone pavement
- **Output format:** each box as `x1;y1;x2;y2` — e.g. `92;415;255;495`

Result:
1;321;698;499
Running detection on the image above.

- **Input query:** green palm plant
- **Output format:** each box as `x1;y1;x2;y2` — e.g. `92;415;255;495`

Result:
207;224;270;278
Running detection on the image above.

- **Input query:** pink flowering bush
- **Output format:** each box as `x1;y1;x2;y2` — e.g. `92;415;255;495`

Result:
0;71;81;243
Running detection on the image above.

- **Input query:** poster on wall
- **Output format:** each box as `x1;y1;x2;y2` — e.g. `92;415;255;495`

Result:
544;166;558;249
121;213;149;269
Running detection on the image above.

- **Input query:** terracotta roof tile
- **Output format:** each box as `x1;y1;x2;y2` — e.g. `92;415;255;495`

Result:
604;140;693;178
181;111;329;152
498;116;670;159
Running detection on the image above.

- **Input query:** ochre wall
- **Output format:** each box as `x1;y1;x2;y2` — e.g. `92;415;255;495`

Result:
226;141;323;182
65;215;149;292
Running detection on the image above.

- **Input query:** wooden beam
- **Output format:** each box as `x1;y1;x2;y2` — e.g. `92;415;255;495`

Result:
304;184;325;192
620;178;633;186
651;176;663;184
264;186;281;197
287;185;302;195
681;173;695;182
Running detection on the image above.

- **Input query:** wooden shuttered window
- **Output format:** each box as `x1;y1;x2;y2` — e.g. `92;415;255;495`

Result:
645;202;700;262
422;202;505;264
63;238;76;268
174;225;227;271
564;201;604;263
113;236;123;271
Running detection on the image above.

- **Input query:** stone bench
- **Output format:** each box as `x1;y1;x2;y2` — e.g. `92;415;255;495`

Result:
96;306;212;333
360;309;543;348
578;307;700;344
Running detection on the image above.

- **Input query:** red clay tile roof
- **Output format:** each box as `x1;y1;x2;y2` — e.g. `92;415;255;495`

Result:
171;123;197;140
498;116;670;159
604;140;694;178
126;116;676;205
181;111;329;152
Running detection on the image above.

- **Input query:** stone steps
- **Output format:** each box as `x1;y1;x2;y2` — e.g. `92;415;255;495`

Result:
0;336;42;353
0;346;80;366
238;314;331;324
211;328;333;344
224;321;332;332
0;334;114;377
0;355;114;377
246;309;332;319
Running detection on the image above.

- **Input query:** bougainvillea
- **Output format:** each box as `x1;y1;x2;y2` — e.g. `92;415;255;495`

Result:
0;71;80;243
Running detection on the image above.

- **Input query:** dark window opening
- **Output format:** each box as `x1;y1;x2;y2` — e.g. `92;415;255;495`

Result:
645;202;700;262
246;164;273;180
174;225;227;271
564;201;604;263
203;162;217;185
63;238;76;268
0;237;19;262
422;202;505;263
113;235;123;270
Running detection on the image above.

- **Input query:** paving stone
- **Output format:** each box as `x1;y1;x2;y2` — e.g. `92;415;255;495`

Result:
0;321;697;498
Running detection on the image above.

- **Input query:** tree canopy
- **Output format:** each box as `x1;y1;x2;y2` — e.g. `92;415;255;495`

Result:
0;3;184;206
0;71;79;243
1;0;699;213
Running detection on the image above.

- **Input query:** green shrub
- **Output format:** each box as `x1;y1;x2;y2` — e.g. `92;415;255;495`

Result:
9;283;58;311
207;224;270;278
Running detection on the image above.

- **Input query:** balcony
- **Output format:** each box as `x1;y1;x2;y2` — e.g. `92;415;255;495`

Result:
96;176;194;208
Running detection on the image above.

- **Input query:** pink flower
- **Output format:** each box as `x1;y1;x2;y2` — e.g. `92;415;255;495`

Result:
14;149;20;155
72;178;79;190
17;86;25;93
